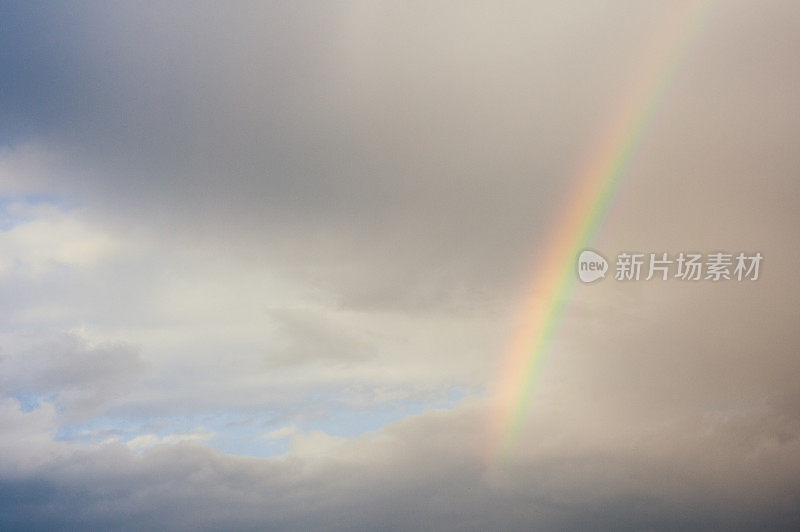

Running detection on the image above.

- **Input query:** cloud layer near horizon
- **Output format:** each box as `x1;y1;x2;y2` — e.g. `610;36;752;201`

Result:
1;1;799;529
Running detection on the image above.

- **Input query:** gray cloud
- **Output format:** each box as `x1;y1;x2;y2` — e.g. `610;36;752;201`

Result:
0;1;696;310
0;397;798;531
263;308;372;368
0;0;799;529
0;333;146;420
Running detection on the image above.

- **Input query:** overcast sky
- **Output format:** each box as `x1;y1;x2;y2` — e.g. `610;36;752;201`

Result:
1;1;799;530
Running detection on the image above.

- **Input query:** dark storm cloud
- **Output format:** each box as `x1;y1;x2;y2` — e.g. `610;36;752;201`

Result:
0;399;798;531
0;0;670;310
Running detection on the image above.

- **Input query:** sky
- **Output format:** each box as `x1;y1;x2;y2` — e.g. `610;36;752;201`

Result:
1;1;799;530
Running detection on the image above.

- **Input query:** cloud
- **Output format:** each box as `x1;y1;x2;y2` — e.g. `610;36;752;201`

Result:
261;426;298;440
124;430;216;451
0;1;666;311
0;0;798;529
0;332;146;420
0;204;120;275
0;397;798;530
263;309;372;368
2;1;798;314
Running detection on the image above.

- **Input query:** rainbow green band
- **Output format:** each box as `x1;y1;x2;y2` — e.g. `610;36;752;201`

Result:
490;0;716;462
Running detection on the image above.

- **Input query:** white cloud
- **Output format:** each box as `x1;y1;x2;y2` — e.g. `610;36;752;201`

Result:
261;426;298;440
124;430;216;452
0;205;120;275
286;430;347;458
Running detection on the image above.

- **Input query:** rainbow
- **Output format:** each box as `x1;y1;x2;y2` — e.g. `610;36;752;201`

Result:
489;0;715;461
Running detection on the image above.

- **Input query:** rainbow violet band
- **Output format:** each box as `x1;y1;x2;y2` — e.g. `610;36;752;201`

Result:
488;0;716;463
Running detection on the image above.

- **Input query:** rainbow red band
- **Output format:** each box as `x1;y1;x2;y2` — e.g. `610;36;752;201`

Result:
489;0;716;462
